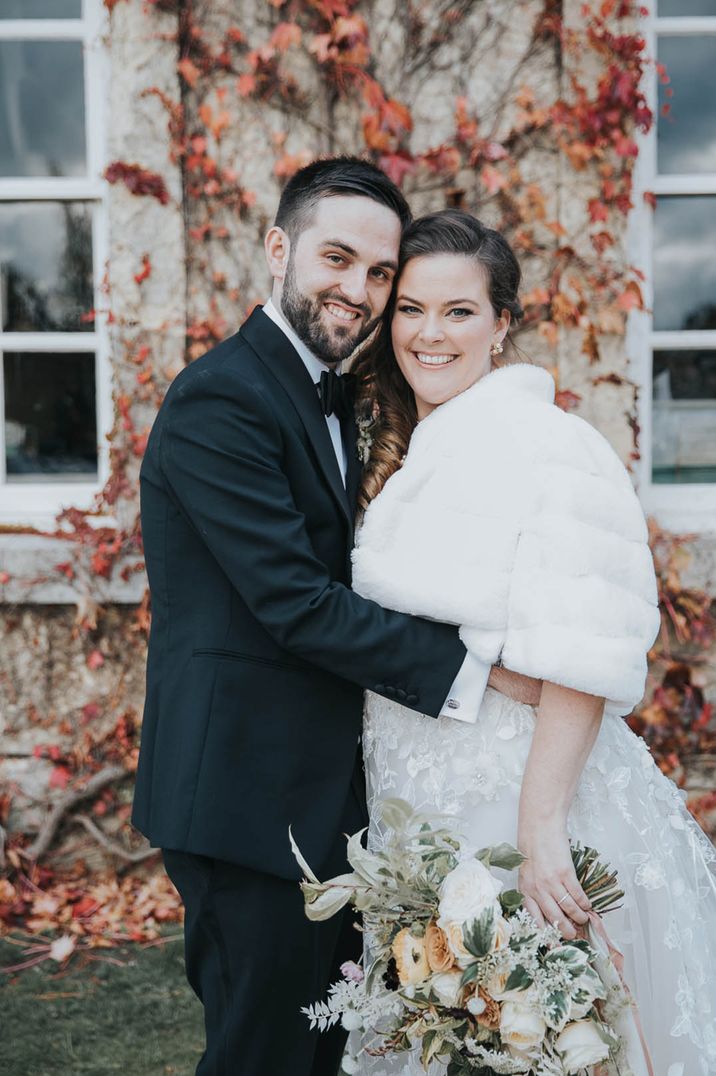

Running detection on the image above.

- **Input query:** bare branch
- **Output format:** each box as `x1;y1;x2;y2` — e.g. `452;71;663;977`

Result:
23;766;128;862
72;814;159;864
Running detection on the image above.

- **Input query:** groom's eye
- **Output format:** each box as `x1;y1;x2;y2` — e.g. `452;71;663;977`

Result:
325;253;345;264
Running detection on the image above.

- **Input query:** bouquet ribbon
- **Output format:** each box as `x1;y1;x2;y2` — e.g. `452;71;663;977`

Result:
587;910;654;1076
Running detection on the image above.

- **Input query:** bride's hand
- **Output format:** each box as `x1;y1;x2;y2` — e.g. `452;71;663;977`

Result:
517;821;591;940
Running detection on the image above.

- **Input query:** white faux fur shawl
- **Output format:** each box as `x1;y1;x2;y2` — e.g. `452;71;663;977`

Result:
352;364;661;717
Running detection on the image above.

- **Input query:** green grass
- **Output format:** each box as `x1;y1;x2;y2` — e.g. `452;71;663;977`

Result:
0;938;204;1076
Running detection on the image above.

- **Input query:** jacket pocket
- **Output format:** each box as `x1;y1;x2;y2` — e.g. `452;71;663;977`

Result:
191;648;307;673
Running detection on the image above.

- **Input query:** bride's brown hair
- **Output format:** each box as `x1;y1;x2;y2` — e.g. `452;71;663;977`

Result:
351;209;524;510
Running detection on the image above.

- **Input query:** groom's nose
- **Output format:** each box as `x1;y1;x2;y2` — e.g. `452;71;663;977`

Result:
338;266;369;307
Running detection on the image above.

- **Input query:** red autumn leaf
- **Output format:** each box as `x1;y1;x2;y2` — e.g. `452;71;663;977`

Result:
379;152;416;187
617;280;644;312
104;161;170;205
134;254;152;285
55;561;75;580
270;22;302;51
87;649;105;670
80;308;96;324
236;73;256;97
480;164;507;195
362;114;392;152
555;389;582;412
587;198;609;223
177;57;201;88
381;98;413;136
643;190;656;209
81;702;100;725
0;570;9;585
49;765;72;791
72;896;101;919
226;26;246;44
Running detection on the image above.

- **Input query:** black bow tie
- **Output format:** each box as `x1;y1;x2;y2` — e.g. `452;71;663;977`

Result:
317;370;356;421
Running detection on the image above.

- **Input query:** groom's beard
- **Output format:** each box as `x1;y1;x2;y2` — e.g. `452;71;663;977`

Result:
280;254;380;364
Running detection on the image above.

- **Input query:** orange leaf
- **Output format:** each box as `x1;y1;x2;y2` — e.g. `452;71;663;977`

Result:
382;98;413;135
617;280;644;312
49;765;72;791
87;649;105;670
177;57;200;88
134;254;151;285
480;164;507;195
236;73;256;97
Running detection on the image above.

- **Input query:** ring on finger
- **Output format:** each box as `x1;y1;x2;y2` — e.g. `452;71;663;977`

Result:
557;892;570;907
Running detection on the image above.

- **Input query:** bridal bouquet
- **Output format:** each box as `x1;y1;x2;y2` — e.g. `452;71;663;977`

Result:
291;800;633;1076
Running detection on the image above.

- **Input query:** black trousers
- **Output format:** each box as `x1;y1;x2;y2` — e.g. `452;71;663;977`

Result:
163;782;365;1076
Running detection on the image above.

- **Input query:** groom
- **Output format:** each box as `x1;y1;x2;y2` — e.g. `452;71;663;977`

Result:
133;157;535;1076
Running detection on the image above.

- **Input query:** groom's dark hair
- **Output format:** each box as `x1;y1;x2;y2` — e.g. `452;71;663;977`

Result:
274;156;412;238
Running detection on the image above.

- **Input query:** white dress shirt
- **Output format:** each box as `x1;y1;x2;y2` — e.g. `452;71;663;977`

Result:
262;297;489;723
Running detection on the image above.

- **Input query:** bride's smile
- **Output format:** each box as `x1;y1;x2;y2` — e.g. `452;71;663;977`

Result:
391;252;509;420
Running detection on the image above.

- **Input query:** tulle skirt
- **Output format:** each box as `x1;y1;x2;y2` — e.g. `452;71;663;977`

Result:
352;687;716;1075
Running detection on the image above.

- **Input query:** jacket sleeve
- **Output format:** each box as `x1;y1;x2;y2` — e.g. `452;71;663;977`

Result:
492;411;660;716
159;367;467;717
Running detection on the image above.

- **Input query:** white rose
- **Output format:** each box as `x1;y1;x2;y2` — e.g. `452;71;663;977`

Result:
438;859;503;926
341;1055;359;1075
556;1019;610;1072
431;970;464;1008
441;920;473;968
500;997;547;1050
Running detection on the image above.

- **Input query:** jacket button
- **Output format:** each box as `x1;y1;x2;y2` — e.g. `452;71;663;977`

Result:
374;683;385;693
395;688;407;701
385;686;396;698
406;694;418;705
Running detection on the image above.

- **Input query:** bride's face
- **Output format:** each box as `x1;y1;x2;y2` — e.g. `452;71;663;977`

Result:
391;253;509;420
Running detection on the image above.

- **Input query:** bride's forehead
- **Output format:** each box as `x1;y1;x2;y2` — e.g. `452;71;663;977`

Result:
398;254;488;295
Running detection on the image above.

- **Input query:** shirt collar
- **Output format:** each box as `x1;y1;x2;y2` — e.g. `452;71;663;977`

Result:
263;297;342;384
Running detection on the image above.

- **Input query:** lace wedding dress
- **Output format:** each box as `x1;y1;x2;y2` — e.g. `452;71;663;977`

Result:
353;686;716;1075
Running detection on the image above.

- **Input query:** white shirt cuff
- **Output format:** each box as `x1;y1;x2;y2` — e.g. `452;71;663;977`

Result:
439;652;490;723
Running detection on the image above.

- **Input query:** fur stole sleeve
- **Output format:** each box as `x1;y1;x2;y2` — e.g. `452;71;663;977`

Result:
352;366;660;717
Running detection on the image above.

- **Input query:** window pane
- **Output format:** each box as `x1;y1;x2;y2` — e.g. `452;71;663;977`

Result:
657;36;716;174
0;0;81;15
653;197;716;331
4;351;97;480
0;41;86;178
658;0;716;13
0;203;93;332
652;350;716;484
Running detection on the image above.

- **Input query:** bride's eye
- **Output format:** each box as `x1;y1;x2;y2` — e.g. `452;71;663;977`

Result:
448;307;473;318
397;304;421;315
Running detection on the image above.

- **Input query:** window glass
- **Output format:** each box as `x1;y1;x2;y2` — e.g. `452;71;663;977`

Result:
652;350;716;483
658;0;716;14
4;351;97;480
0;0;81;15
0;41;86;177
0;202;93;332
653;196;716;332
657;36;716;174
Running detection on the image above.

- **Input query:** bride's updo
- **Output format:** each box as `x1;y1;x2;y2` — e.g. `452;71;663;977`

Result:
352;209;524;510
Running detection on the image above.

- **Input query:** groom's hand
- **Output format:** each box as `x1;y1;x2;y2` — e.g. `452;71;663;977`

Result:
488;666;543;706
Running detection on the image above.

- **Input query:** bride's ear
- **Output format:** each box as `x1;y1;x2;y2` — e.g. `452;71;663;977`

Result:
265;226;290;282
496;308;511;347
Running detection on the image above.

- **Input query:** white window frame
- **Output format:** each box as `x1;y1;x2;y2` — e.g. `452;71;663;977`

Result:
628;11;716;532
0;0;109;529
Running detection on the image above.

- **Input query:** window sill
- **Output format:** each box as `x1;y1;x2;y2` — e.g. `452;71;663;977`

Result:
0;533;145;604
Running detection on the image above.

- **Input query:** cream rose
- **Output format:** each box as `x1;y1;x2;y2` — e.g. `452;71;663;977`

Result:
438;859;503;926
555;1019;610;1072
500;997;547;1051
430;970;464;1008
442;920;473;968
492;915;512;951
391;928;430;986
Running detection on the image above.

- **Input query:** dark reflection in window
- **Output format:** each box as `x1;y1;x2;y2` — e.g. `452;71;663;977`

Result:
0;0;81;15
658;37;716;174
658;0;716;13
653;197;716;332
4;351;97;480
0;41;86;178
652;350;716;484
0;203;93;332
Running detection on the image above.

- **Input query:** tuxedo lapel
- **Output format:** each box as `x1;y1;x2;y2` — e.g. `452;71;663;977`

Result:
239;308;352;528
341;411;361;528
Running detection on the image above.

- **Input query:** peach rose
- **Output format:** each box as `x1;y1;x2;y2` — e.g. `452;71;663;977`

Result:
391;927;430;986
425;921;457;973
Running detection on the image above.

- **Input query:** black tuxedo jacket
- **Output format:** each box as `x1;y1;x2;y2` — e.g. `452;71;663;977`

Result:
132;308;467;879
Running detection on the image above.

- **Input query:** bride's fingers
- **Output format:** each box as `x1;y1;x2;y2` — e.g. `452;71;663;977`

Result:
523;895;545;929
539;894;578;939
549;890;588;928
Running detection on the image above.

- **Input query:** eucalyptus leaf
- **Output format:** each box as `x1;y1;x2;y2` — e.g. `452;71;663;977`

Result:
346;828;385;884
499;889;523;912
303;872;361;921
288;825;320;883
379;798;415;831
480;843;525;871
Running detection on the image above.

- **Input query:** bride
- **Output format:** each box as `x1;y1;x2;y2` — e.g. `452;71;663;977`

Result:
348;209;716;1074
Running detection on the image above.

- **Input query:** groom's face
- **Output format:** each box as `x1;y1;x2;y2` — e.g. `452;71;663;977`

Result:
275;195;401;365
